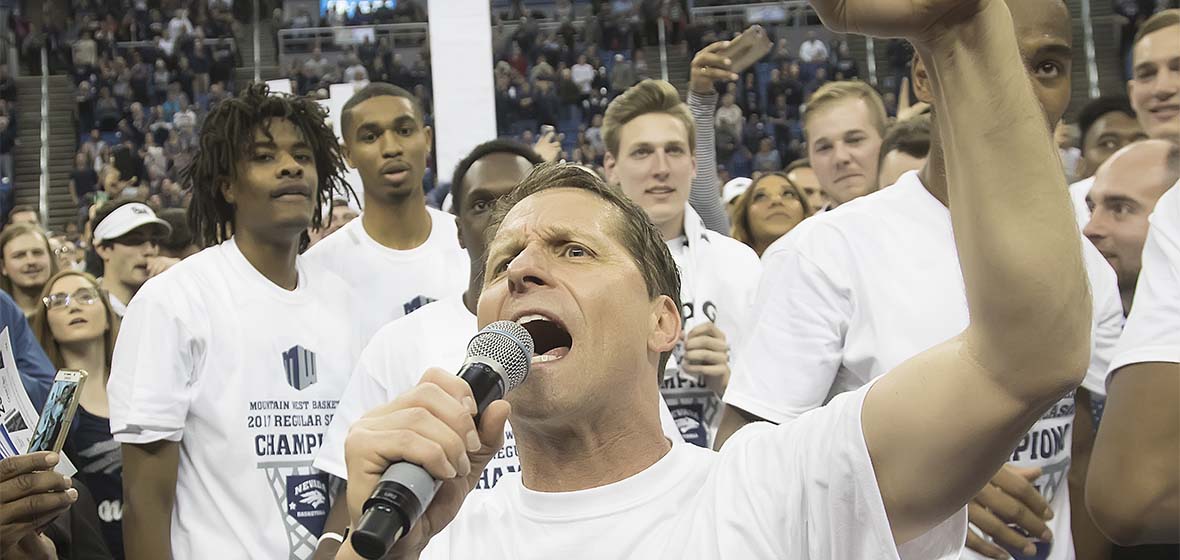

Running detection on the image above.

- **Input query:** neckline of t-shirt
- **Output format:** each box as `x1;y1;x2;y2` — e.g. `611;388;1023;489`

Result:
508;439;699;521
223;238;313;302
355;207;448;260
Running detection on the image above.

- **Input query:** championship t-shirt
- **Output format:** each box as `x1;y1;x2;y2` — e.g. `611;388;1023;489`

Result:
418;383;967;560
108;239;362;560
302;207;468;345
1108;182;1179;374
726;171;1125;560
661;208;761;449
63;405;124;559
315;297;684;490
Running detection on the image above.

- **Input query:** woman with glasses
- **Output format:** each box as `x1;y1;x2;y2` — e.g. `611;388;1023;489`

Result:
30;270;124;559
730;172;813;257
0;224;60;317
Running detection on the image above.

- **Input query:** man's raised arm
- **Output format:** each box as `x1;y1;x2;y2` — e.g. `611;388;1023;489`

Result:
807;0;1092;543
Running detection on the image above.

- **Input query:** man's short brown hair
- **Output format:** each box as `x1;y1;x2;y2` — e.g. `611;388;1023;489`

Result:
879;115;932;167
485;162;682;374
803;81;888;139
602;79;695;157
1134;9;1180;46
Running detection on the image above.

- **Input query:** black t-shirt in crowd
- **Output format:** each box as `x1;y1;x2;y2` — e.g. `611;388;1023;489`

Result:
63;406;125;560
70;168;100;201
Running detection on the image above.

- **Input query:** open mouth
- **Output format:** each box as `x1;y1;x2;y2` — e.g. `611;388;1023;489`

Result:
1150;105;1180;120
515;313;573;365
68;318;88;326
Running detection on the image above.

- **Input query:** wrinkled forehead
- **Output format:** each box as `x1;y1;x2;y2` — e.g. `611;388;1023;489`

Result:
489;189;623;254
1008;0;1072;51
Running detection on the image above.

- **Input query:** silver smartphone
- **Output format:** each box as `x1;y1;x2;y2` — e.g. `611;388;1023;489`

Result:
26;370;87;454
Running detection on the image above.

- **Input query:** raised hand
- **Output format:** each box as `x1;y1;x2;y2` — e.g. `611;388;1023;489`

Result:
689;41;740;95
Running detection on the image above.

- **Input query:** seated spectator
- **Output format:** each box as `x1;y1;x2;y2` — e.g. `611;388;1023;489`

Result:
152;60;171;104
344;55;369;84
877;115;932;188
804;67;830;100
0;116;13;183
168;9;193;42
0;64;16;103
94;87;122;131
531;54;556;83
572;54;595;95
833;42;859;80
799;30;829;64
753;137;782;173
611;53;636;93
715;93;743;142
172;99;197;133
731;172;812;256
156;29;176;58
74;30;99;71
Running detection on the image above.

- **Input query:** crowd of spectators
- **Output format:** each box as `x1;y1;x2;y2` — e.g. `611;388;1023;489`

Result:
65;0;239;223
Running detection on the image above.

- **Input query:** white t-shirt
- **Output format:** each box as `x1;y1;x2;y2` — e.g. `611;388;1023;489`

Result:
1108;182;1180;374
108;239;362;560
726;171;1124;560
571;63;595;93
1069;176;1094;231
662;207;761;448
315;296;684;489
418;382;967;560
302;207;468;345
799;39;829;63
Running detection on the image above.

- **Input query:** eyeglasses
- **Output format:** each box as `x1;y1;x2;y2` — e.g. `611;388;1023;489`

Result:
43;288;101;311
52;245;74;256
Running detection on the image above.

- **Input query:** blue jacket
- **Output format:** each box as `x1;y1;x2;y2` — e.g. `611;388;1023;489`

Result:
0;291;53;409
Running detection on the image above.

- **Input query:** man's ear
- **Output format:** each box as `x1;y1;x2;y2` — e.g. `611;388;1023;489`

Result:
219;178;236;205
603;151;617;184
649;294;681;357
911;52;934;104
455;214;467;250
341;140;355;169
424;126;434;155
94;243;114;262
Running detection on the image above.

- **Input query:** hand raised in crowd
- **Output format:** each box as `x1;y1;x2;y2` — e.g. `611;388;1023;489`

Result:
342;368;510;559
0;452;76;556
896;76;931;122
965;465;1054;559
682;323;730;396
533;131;563;163
689;41;740;95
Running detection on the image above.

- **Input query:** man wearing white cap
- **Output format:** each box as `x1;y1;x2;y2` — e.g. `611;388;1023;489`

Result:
91;200;171;316
722;177;752;208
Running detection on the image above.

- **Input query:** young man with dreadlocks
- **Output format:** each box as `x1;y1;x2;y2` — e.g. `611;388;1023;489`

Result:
303;83;468;346
107;84;363;560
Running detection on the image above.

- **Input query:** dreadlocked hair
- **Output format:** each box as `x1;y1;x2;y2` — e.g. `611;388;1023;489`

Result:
183;83;354;249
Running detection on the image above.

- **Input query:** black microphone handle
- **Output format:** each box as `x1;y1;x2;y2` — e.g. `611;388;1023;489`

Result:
350;359;507;559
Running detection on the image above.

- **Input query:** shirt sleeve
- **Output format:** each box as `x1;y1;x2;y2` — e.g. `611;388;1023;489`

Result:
1082;245;1126;397
687;89;730;235
1108;188;1180;374
107;284;200;444
712;382;966;559
725;232;851;423
314;344;395;480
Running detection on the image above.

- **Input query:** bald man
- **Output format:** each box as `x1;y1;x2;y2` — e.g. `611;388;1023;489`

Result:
1085;140;1180;313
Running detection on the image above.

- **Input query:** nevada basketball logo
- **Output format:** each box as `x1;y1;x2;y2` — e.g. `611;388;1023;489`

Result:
282;346;318;391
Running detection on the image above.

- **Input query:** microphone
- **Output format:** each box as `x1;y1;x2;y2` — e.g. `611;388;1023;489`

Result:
350;321;533;559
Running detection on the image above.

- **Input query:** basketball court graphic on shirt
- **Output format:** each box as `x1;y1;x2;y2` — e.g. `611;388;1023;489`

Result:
283;346;318;391
264;465;330;559
403;295;437;316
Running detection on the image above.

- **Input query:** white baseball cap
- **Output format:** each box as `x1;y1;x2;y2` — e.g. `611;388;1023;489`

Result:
722;177;753;204
93;202;172;243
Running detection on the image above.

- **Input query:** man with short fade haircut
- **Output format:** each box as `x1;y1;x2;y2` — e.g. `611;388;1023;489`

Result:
601;78;761;449
110;84;361;560
804;80;888;208
877;114;931;188
1128;9;1180;144
1085;140;1179;314
91;200;172;317
304;83;467;346
335;0;1102;549
719;1;1126;558
784;158;828;212
1069;96;1147;228
310;144;684;558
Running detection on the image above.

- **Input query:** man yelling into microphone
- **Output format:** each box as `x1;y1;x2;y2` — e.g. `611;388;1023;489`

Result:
334;0;1095;556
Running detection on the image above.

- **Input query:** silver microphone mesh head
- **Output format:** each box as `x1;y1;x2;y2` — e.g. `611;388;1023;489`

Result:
466;321;533;391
